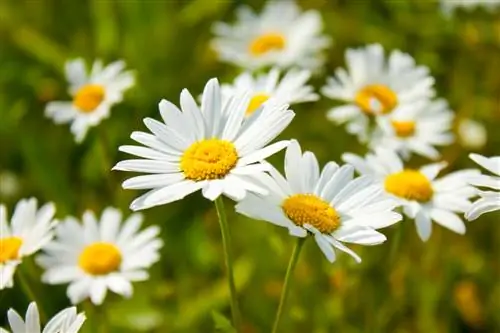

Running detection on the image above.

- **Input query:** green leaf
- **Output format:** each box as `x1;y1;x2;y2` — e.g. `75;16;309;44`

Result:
211;310;236;333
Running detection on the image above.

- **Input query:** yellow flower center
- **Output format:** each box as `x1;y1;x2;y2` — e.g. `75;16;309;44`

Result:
282;194;341;234
246;93;269;115
249;32;286;56
73;84;105;113
181;139;238;181
78;242;122;275
0;237;23;264
355;84;398;115
384;170;434;202
392;120;416;138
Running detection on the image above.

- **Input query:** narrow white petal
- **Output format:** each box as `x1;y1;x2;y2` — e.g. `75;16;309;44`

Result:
415;210;432;241
122;173;185;190
430;209;466;234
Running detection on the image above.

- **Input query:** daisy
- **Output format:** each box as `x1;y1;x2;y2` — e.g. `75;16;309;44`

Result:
322;43;435;142
211;0;330;71
45;58;135;143
373;98;454;160
220;68;318;117
235;140;402;263
342;149;479;241
0;302;85;333
36;207;162;305
113;78;295;211
465;154;500;220
0;198;56;290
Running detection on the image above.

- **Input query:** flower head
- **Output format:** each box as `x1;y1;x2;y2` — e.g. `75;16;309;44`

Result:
113;78;295;211
36;207;162;305
465;154;500;220
236;140;401;263
0;302;85;333
212;1;330;70
45;58;135;143
322;44;435;142
343;149;479;241
0;198;56;289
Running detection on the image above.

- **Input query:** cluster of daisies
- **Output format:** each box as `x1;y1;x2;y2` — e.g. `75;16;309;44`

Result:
2;1;499;331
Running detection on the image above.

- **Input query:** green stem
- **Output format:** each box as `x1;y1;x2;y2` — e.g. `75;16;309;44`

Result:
271;237;306;333
16;267;46;323
214;197;242;331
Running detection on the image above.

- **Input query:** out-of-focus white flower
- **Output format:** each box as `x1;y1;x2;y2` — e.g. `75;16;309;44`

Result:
221;68;318;116
343;149;479;241
45;58;135;143
458;118;487;150
466;154;500;220
0;171;20;199
36;207;162;305
0;302;85;333
322;43;435;142
374;99;454;160
0;198;56;290
113;78;294;211
236;140;401;263
211;0;330;71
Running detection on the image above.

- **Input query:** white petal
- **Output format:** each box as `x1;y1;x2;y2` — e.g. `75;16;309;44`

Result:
430;209;466;234
237;140;289;166
334;225;386;245
201;180;224;201
130;180;204;210
122;173;185;190
465;197;500;221
314;234;336;263
415;210;432;241
7;309;26;332
25;303;41;333
90;278;107;305
113;159;180;174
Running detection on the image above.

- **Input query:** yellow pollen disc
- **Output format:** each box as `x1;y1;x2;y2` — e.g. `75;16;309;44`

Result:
0;237;23;264
78;242;122;275
385;170;434;202
246;93;269;115
282;194;341;234
181;139;238;181
73;84;105;113
249;32;286;56
392;120;416;138
355;84;398;115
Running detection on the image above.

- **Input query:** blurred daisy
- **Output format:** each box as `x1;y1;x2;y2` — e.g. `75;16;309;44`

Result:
458;118;487;150
465;154;500;220
211;0;330;70
373;99;454;160
322;44;435;142
221;68;318;116
0;198;56;290
45;58;135;143
0;302;85;333
113;78;294;211
441;0;500;15
36;207;162;305
343;149;479;241
236;140;401;263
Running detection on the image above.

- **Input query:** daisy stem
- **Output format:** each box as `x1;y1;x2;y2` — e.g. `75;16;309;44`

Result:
16;267;46;323
271;237;306;333
214;197;242;331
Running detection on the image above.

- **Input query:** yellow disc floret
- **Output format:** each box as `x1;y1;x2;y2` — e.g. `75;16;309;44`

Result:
391;120;416;138
78;242;122;275
73;84;105;113
385;169;434;202
0;237;23;264
355;84;398;115
181;139;238;181
249;32;286;56
282;194;341;234
246;94;270;115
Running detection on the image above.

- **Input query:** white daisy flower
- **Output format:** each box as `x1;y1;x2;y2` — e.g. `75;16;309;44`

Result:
220;68;318;117
0;198;56;290
45;58;135;143
322;43;435;142
440;0;500;15
465;154;500;221
342;149;479;241
0;302;85;333
36;207;162;305
235;140;401;263
211;0;331;71
373;99;454;160
458;118;487;150
113;78;295;211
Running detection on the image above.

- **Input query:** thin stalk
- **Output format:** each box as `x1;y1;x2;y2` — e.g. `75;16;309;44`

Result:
214;197;242;331
271;237;306;333
16;267;46;323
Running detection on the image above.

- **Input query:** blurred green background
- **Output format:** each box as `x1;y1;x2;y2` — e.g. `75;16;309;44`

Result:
0;0;499;332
